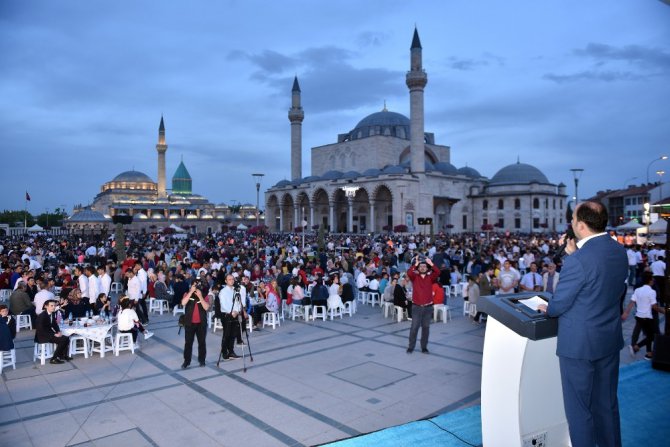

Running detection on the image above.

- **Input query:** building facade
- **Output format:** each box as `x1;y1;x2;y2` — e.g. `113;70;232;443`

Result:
265;29;567;234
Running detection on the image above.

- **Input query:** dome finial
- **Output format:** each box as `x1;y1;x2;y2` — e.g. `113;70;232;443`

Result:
382;100;387;112
517;155;520;164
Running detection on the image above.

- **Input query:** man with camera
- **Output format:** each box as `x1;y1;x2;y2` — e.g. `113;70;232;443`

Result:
216;274;246;360
406;255;440;354
181;281;210;369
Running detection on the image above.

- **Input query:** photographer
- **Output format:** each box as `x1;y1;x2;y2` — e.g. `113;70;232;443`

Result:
181;281;209;369
217;274;246;361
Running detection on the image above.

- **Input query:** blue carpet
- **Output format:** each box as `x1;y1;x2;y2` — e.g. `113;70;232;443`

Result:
324;361;668;447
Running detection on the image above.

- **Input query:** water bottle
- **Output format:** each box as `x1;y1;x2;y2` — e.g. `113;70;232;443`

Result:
68;312;73;323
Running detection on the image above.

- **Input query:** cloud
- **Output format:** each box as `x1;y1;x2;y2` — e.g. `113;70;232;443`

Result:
355;31;389;48
543;70;643;83
574;43;670;71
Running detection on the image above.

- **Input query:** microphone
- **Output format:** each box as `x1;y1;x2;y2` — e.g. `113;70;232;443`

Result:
555;226;576;259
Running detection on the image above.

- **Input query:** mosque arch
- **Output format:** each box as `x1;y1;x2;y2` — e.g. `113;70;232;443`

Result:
280;193;295;231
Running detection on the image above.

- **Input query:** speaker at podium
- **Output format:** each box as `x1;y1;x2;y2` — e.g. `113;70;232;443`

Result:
478;292;571;447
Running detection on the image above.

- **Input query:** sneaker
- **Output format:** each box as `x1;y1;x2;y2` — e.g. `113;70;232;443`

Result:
181;363;189;369
134;343;141;350
229;353;240;359
644;353;653;360
237;340;245;346
406;348;414;354
144;331;154;340
407;317;412;321
199;362;206;367
628;345;637;358
49;358;65;364
62;356;74;361
421;349;429;354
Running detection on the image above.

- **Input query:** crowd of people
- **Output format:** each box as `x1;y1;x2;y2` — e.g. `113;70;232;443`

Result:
0;225;665;366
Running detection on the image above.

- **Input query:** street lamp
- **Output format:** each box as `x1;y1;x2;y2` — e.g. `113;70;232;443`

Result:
647;155;668;184
252;173;264;259
570;168;584;205
657;170;665;203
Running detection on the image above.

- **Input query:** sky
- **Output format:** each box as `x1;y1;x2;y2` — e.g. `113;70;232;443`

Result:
1;0;669;216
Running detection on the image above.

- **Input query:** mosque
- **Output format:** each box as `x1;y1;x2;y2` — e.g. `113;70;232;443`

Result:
65;117;257;234
264;28;567;234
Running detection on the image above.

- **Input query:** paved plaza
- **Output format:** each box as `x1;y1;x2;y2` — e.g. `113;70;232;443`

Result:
0;292;647;447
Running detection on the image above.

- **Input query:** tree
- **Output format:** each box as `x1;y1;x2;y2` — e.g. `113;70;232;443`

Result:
0;210;34;227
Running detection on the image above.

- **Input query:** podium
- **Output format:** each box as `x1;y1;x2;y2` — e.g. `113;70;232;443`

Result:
478;293;571;447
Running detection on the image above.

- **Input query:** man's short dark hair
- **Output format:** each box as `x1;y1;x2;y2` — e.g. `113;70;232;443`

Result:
575;201;608;233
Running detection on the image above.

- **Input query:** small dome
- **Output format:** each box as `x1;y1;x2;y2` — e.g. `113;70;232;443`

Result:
433;162;459;176
68;208;110;223
458;166;482;178
363;168;382;177
342;171;360;179
274;180;292;187
112;170;154;183
382;165;409;174
490;161;549;185
346;110;410;141
302;175;321;182
321;170;344;180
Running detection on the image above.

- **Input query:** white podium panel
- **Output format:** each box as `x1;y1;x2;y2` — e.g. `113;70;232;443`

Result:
481;317;570;447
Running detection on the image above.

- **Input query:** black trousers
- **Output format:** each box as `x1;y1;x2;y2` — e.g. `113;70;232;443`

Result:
183;323;207;365
48;334;70;359
221;314;240;358
136;298;149;323
631;316;656;353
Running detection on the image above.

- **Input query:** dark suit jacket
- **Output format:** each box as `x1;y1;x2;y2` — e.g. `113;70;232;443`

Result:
34;311;60;343
547;234;627;360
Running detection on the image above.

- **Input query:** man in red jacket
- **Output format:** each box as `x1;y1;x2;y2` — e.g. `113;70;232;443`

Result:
406;256;440;354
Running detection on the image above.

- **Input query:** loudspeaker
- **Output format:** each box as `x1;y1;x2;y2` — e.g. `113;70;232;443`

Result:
652;334;670;372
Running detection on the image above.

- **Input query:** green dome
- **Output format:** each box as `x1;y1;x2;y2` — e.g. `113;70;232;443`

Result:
172;160;192;195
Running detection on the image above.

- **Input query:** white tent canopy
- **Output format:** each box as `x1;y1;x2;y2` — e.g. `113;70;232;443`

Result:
648;219;667;234
169;223;186;232
27;224;44;232
236;223;248;230
616;220;642;231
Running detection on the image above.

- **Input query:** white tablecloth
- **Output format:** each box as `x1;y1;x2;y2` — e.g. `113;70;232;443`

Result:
61;323;114;343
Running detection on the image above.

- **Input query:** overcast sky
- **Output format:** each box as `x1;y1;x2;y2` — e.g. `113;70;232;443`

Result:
1;0;669;215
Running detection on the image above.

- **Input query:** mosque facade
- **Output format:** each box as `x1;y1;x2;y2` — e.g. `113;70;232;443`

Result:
66;117;257;234
264;29;567;234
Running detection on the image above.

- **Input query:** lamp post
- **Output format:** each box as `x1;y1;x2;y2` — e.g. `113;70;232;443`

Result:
657;170;666;204
570;168;584;205
647;155;668;185
252;173;264;259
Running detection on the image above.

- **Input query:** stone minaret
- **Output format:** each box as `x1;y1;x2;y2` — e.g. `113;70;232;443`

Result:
288;76;304;181
406;28;427;174
156;115;168;198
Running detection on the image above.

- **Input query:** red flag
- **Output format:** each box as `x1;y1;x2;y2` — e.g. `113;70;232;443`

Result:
25;191;31;201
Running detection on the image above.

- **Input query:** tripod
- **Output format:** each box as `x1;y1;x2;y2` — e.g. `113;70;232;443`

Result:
217;286;254;372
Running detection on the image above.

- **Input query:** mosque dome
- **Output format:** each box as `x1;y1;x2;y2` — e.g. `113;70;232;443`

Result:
68;208;110;223
172;160;192;195
273;180;292;188
382;164;409;174
490;161;549;185
363;168;382;177
345;110;410;141
458;166;482;179
112;170;154;183
321;170;344;180
342;171;360;179
433;162;459;176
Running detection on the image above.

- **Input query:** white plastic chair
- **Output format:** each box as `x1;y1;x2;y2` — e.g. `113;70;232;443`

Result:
463;301;471;316
0;349;16;373
262;311;281;329
69;335;89;358
16;314;32;332
89;329;114;358
381;301;394;318
328;305;343;320
367;291;381;307
433;304;451;323
393;306;408;322
342;301;355;317
110;282;123;294
312;305;327;321
33;343;54;365
212;316;224;333
290;303;305;320
173;305;185;316
114;332;135;356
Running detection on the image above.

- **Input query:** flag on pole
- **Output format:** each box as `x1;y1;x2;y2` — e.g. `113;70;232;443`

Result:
25;191;31;201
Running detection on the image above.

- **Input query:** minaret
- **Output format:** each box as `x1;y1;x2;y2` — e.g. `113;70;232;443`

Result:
156;115;168;198
406;27;427;174
288;76;304;181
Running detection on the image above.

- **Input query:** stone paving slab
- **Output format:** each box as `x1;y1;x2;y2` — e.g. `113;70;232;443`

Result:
0;292;651;446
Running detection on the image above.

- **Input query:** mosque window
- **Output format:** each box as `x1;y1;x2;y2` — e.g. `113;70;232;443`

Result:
533;218;540;229
515;218;521;229
514;198;520;210
483;200;488;210
553;199;556;209
545;198;549;208
498;218;504;228
462;215;467;230
533;198;540;209
498;199;504;210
